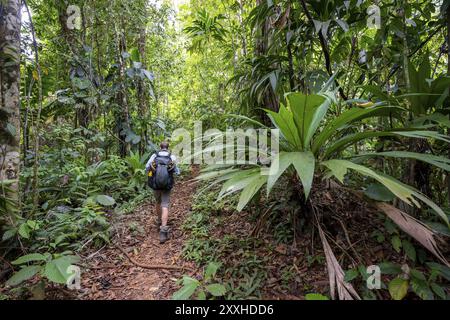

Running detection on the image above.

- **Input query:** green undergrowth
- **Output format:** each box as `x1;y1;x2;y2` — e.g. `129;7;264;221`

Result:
181;185;280;299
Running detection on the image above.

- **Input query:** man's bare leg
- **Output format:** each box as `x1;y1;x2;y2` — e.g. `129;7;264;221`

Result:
159;206;170;244
156;204;162;226
161;207;169;227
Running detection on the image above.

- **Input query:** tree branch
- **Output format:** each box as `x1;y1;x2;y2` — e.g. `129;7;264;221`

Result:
299;0;348;100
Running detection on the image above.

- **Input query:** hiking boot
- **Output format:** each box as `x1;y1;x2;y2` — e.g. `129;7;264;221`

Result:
159;226;170;244
155;218;162;231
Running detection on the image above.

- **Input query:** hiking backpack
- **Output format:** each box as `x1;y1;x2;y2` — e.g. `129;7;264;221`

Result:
148;151;175;191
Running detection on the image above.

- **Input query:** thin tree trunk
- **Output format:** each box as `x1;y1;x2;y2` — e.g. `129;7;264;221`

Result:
0;0;22;202
137;28;148;155
255;0;279;123
238;0;247;57
115;21;130;157
447;3;450;204
299;0;348;100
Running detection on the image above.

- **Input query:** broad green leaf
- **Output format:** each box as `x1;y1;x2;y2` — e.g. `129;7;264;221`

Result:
430;283;446;299
410;269;426;281
44;256;77;284
426;263;450;281
173;277;199;300
322;159;448;225
286;93;329;149
226;114;268;128
312;105;404;154
204;262;221;281
266;104;301;149
379;262;402;275
95;195;116;206
411;278;434;300
391;236;402;253
356;151;450;172
267;152;315;199
205;283;226;297
305;293;329;300
402;240;416;262
18;223;30;239
324;129;449;159
236;175;267;211
2;229;16;241
365;183;396;202
218;168;261;199
197;290;207;300
344;269;359;282
389;278;409;300
12;253;47;265
6;266;41;287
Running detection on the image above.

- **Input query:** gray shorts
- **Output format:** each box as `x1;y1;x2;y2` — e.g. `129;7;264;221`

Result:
154;190;171;208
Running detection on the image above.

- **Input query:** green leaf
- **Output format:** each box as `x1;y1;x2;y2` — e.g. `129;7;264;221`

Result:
411;278;434;300
6;266;41;287
204;262;221;281
426;263;450;281
267;151;315;199
95;195;116;206
205;283;226;297
266;104;301;149
12;253;47;265
18;223;30;239
402;240;416;262
2;229;16;241
388;278;409;300
197;290;207;300
379;262;402;275
344;269;359;282
173;277;199;300
312;105;404;154
325;130;450;160
44;256;77;284
305;293;329;300
365;183;396;202
130;47;140;62
410;269;426;281
430;283;446;299
6;123;16;136
236;175;267;212
287;93;330;149
356;151;450;172
322;159;448;225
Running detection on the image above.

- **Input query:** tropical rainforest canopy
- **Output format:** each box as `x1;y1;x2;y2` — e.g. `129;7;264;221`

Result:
0;0;449;300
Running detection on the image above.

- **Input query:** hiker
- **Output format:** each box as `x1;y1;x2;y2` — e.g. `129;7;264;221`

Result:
146;141;180;244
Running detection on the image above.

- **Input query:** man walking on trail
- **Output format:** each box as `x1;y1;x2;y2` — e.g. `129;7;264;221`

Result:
146;141;180;244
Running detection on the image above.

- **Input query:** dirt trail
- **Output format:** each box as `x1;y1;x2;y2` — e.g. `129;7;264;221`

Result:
80;167;200;300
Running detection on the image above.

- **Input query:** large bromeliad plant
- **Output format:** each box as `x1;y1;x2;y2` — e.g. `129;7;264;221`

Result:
197;92;450;300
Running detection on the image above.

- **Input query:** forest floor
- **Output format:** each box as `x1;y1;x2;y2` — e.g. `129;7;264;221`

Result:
74;165;395;300
78;166;201;300
1;166;437;300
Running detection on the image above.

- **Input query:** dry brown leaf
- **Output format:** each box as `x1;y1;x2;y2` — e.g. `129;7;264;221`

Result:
376;202;449;267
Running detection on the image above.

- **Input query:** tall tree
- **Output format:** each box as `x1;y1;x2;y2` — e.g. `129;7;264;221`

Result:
0;0;22;198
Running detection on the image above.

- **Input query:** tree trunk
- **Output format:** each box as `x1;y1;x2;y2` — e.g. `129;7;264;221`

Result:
255;0;279;123
137;28;148;155
115;21;130;157
447;3;450;204
0;0;22;199
238;0;247;57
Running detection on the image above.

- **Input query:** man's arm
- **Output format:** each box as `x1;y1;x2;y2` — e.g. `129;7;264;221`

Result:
145;154;156;172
